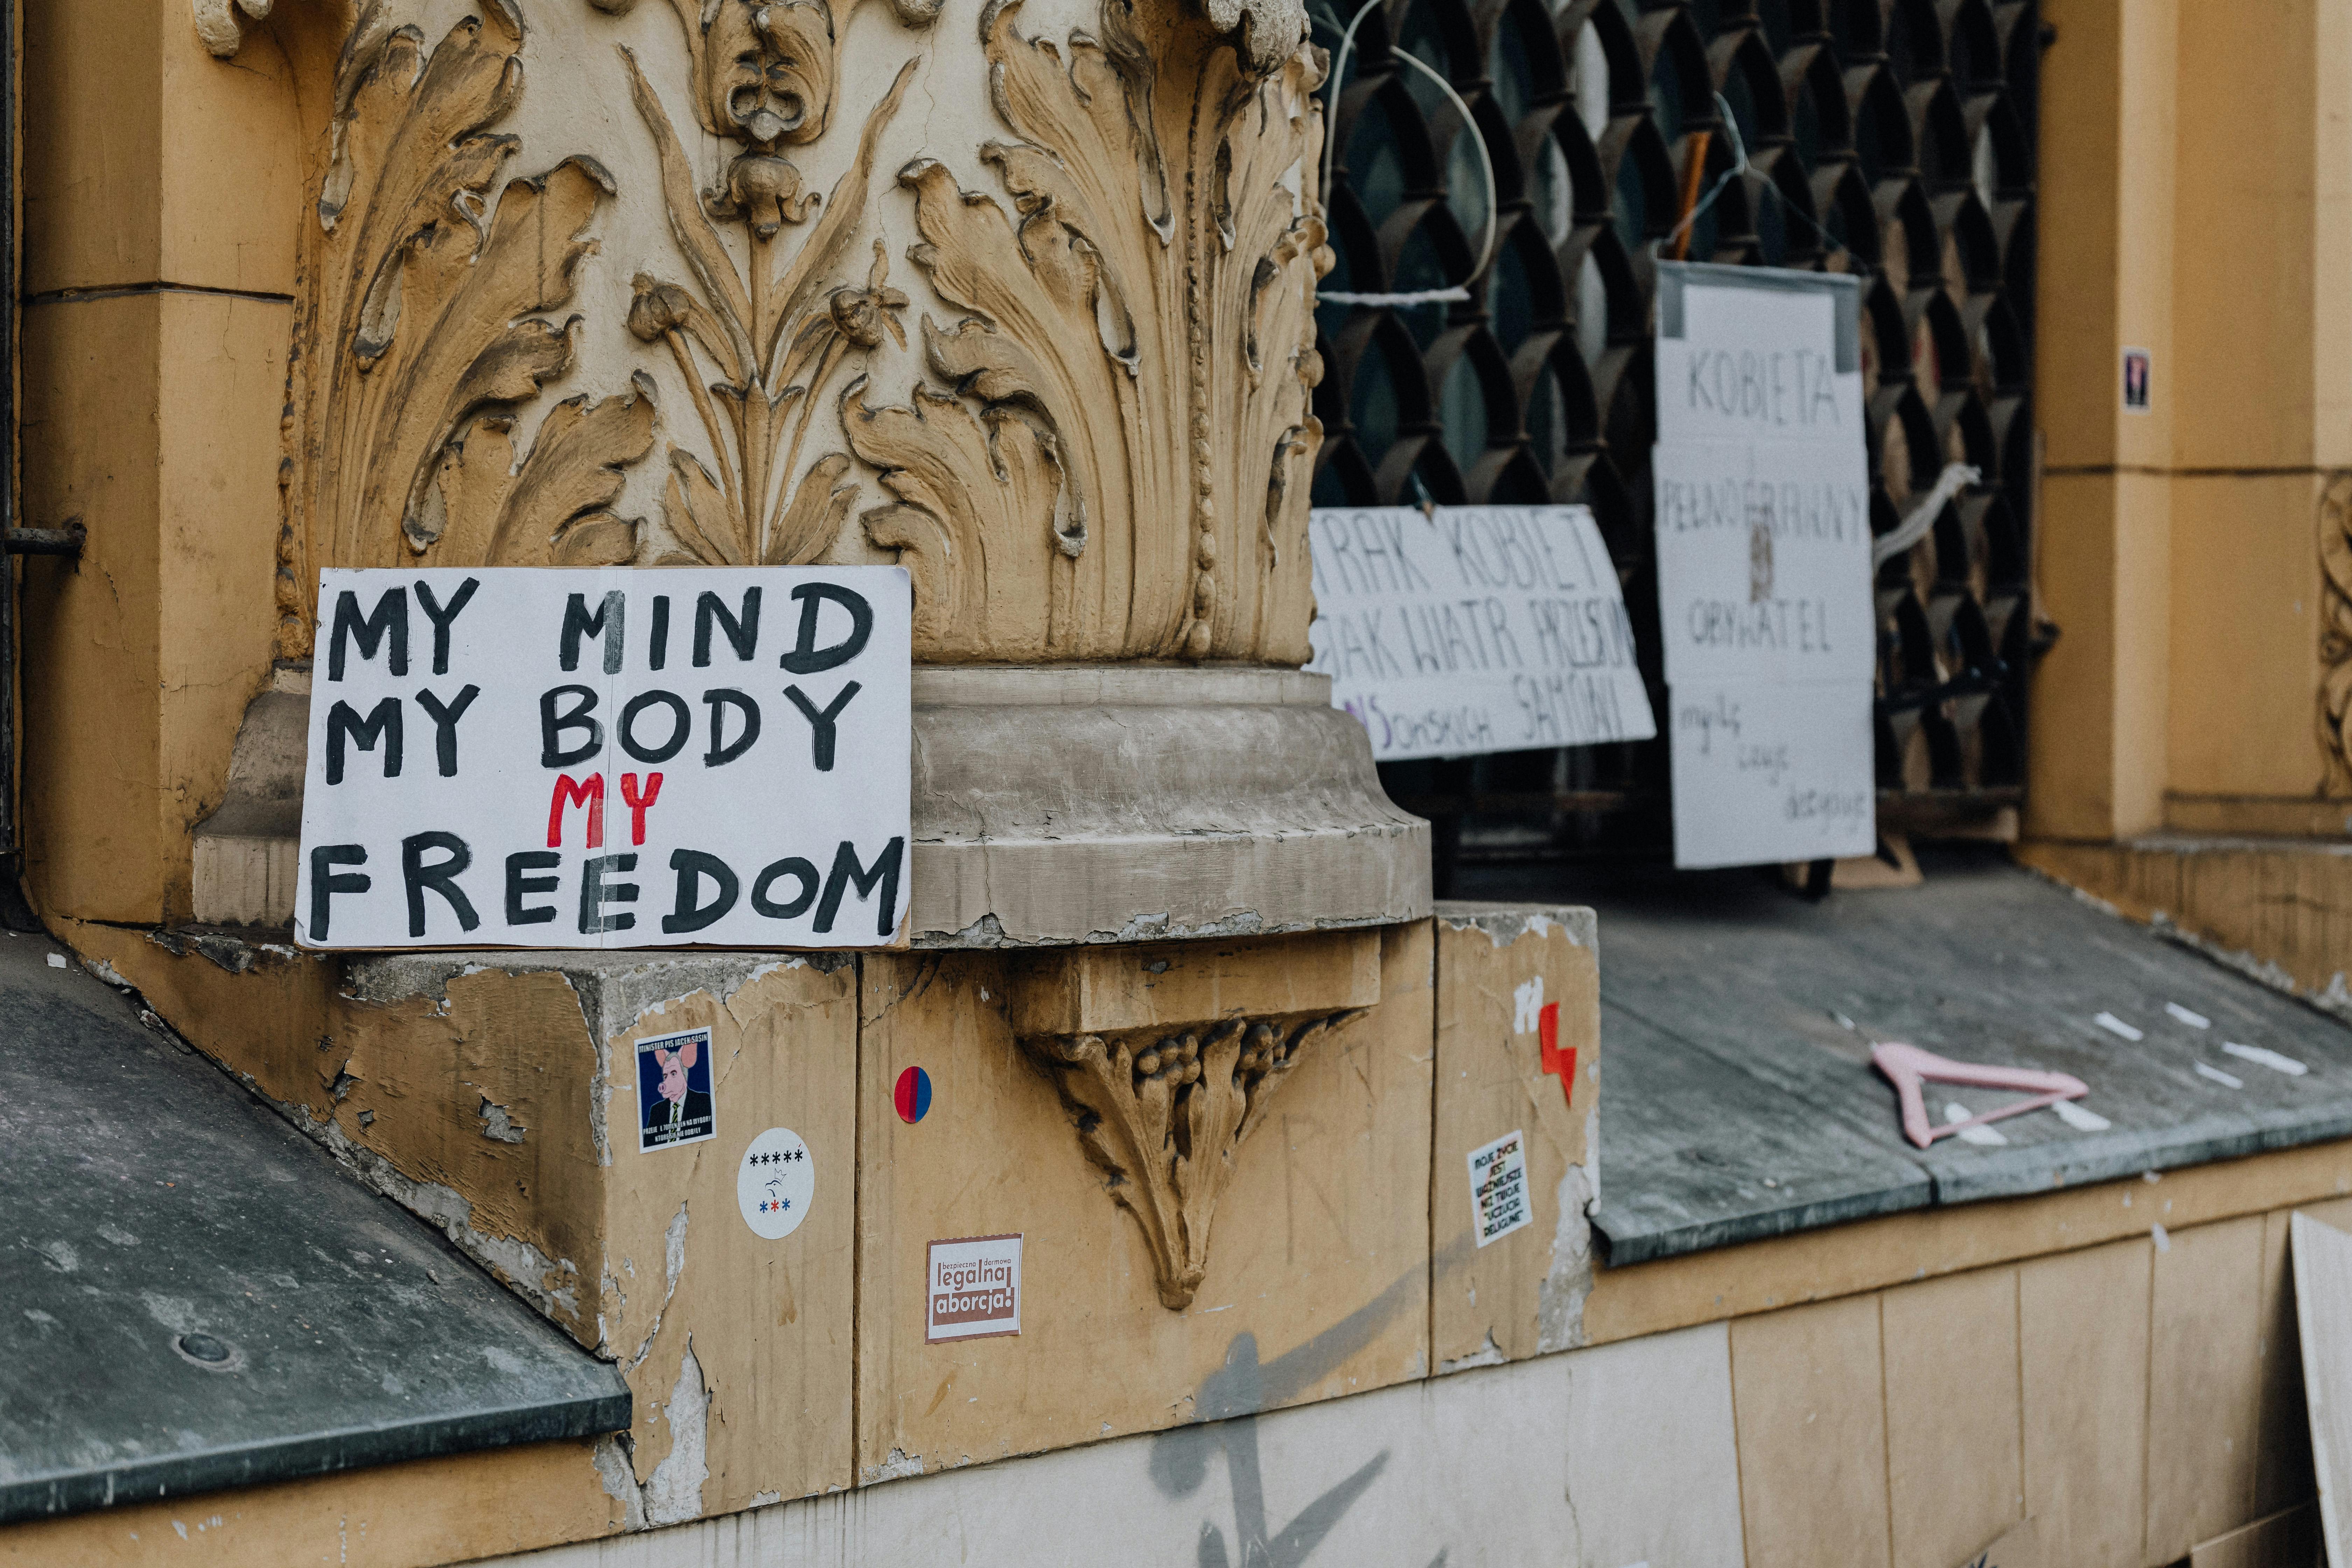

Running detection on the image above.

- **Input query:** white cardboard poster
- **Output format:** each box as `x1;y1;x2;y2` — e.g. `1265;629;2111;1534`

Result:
294;566;912;950
1306;505;1656;762
1652;263;1874;869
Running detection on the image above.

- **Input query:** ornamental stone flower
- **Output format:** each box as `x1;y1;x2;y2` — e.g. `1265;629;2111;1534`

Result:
827;241;909;349
625;274;695;343
707;153;816;240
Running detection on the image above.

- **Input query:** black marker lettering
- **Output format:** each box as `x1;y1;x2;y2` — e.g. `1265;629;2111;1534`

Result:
560;590;626;674
414;684;480;777
702;689;761;766
751;856;820;919
578;853;639;934
783;680;860;771
307;845;369;941
540;685;603;768
505;850;561;925
663;849;740;934
619;690;691;764
413;578;478;675
814;836;903;937
695;587;761;667
401;831;479;938
779;582;872;674
328;587;409;681
326;696;402;785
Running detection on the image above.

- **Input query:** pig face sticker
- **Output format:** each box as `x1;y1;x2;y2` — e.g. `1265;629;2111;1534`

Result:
637;1027;716;1152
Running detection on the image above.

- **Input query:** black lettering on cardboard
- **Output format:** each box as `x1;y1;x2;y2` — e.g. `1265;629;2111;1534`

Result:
579;853;639;934
401;831;480;938
328;587;409;681
815;836;903;936
560;590;626;674
649;595;672;672
413;578;479;676
619;690;691;764
326;696;402;785
414;684;480;777
307;845;369;941
780;582;872;673
702;689;761;766
695;587;762;667
505;850;561;925
663;849;740;933
783;680;860;771
540;685;604;768
750;857;820;919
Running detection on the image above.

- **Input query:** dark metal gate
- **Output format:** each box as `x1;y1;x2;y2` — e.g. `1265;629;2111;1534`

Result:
1309;0;2044;881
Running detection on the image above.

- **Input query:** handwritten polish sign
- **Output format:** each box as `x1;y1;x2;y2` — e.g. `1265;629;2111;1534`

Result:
1306;505;1656;762
293;566;911;950
1652;262;1874;869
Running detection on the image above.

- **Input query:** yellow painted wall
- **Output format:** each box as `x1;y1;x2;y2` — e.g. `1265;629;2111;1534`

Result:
2033;0;2352;831
14;0;302;922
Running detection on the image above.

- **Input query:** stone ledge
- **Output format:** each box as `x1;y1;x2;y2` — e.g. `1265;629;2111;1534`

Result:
192;664;1431;946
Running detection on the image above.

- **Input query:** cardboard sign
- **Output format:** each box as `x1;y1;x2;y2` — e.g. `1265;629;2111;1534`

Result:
1664;680;1876;870
294;566;911;950
1306;506;1656;762
927;1234;1022;1342
1652;263;1873;869
1468;1129;1532;1247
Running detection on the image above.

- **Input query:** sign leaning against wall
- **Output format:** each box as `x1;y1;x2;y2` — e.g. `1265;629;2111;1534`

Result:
293;566;911;950
1306;504;1657;764
1652;262;1874;870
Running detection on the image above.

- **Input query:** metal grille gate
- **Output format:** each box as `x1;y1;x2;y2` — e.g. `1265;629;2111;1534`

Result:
1309;0;2044;877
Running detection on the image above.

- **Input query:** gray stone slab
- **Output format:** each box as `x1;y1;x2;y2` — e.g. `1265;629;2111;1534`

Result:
0;929;628;1524
1589;1000;1933;1263
1463;847;2352;1262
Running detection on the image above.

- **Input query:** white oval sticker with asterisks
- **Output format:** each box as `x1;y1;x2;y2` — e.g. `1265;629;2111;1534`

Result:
737;1127;814;1240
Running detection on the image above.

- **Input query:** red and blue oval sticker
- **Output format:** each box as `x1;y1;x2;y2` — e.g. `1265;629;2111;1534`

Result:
894;1065;931;1125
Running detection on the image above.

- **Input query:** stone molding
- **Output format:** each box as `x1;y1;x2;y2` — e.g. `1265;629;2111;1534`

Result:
192;664;1430;941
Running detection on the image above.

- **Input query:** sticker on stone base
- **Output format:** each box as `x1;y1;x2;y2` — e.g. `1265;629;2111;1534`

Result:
637;1027;715;1153
737;1127;813;1239
1469;1128;1532;1246
927;1233;1022;1342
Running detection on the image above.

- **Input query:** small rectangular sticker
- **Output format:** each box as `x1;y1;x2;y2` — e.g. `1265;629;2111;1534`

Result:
636;1026;715;1153
1469;1129;1532;1247
927;1233;1022;1342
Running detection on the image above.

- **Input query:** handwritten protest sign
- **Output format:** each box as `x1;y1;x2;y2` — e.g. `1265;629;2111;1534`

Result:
1653;262;1874;869
1306;505;1655;762
294;566;910;950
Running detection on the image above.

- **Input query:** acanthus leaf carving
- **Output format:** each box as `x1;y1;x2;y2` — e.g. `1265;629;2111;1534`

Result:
616;16;926;567
2317;472;2352;789
1020;1009;1360;1310
845;0;1329;663
281;1;654;655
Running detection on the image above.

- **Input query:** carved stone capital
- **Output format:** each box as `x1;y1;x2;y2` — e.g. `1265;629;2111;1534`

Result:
1020;1009;1359;1310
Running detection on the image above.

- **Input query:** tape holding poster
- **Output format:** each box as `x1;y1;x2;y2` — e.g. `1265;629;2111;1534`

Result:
1306;505;1656;762
293;566;912;949
1652;262;1875;870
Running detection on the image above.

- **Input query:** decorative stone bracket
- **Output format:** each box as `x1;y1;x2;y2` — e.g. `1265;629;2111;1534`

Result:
1021;1009;1359;1310
1009;930;1383;1309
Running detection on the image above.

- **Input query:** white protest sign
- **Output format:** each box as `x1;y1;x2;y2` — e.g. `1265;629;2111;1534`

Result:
1306;505;1656;762
1653;262;1874;869
1664;680;1876;870
294;566;911;950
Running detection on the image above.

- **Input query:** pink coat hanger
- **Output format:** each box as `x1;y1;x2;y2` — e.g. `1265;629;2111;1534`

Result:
1871;1041;2089;1150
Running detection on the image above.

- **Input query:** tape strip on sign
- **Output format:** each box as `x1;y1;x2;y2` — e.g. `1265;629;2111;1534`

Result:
293;566;912;950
